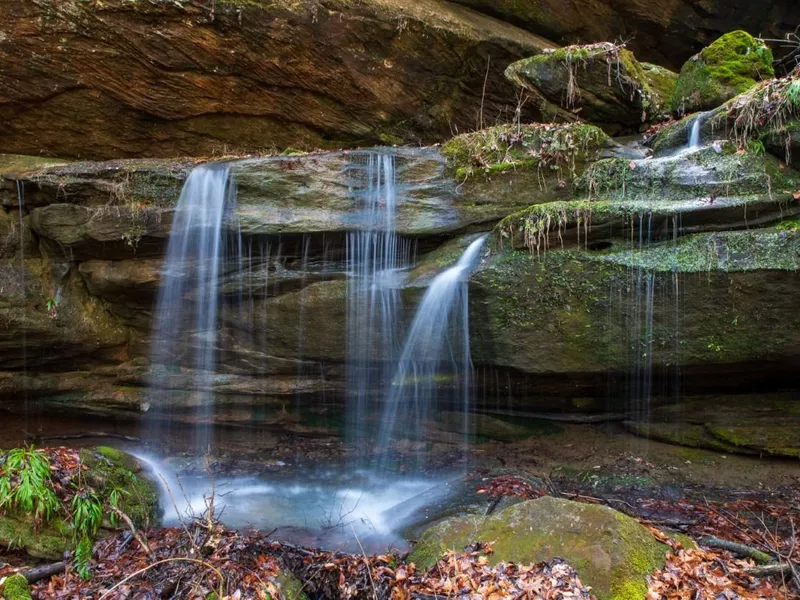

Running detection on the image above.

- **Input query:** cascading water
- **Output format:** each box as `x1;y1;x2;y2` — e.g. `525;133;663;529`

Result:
148;163;238;455
378;234;487;469
345;152;415;452
687;112;705;151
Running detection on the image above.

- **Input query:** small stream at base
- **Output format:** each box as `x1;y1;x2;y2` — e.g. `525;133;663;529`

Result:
132;451;448;552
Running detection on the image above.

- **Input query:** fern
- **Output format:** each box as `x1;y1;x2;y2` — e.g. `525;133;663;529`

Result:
0;446;60;523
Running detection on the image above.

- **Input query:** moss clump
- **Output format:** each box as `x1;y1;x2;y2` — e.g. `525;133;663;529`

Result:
79;447;160;528
672;31;774;113
2;574;32;600
276;572;310;600
442;122;611;182
409;497;669;600
641;63;679;107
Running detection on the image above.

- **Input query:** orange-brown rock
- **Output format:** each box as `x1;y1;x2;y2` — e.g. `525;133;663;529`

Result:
0;0;553;160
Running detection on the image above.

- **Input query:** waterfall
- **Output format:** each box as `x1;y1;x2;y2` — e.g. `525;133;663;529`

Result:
687;112;705;151
148;163;238;455
16;182;29;419
378;234;487;468
345;152;415;451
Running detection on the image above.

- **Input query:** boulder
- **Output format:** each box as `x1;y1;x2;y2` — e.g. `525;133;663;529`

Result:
0;446;160;560
671;31;774;114
449;0;800;71
408;496;669;600
469;230;800;395
505;43;667;130
0;0;552;159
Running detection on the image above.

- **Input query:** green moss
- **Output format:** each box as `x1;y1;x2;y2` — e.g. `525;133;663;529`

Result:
0;514;71;560
2;574;32;600
442;122;611;181
672;31;774;113
78;447;160;528
410;497;668;600
642;63;679;105
276;572;309;600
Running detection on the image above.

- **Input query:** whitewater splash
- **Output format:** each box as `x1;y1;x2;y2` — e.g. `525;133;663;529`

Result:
148;163;238;454
378;234;488;468
132;452;443;550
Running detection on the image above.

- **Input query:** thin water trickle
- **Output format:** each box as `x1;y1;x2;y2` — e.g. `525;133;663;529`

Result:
345;152;415;453
687;112;706;151
378;234;488;469
148;163;239;455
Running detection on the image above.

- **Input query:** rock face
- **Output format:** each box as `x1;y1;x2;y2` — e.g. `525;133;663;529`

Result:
0;0;552;159
671;31;774;114
408;496;670;600
505;43;670;130
451;0;800;71
1;138;799;421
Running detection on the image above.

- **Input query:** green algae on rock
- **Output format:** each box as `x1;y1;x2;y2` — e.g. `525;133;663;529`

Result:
408;496;669;600
671;31;774;114
0;446;160;561
1;574;32;600
441;122;612;181
505;43;668;129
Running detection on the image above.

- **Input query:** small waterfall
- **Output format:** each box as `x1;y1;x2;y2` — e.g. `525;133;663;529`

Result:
345;152;415;451
687;113;705;151
148;163;238;455
378;234;487;468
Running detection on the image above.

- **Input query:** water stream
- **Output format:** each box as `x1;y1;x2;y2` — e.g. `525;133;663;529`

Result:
378;235;487;469
148;162;238;455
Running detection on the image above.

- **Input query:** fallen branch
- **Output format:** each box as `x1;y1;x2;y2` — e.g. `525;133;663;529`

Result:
20;561;66;584
109;506;154;560
745;562;799;578
701;536;774;565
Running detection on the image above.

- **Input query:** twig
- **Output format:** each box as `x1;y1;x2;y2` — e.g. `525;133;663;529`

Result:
110;505;154;560
745;563;799;578
26;431;140;442
478;55;491;131
98;558;225;600
701;536;774;564
350;523;378;600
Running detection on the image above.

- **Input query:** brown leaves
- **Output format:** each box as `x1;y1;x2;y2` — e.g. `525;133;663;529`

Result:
396;545;594;600
476;475;545;501
648;546;784;600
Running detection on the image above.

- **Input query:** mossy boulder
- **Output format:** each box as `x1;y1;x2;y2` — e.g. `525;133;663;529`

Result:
441;122;613;182
0;447;160;560
408;496;669;600
505;43;667;130
1;574;32;600
671;31;774;114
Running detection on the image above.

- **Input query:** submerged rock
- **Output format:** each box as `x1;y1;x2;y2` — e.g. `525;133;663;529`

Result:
671;31;774;114
408;496;669;600
505;43;669;130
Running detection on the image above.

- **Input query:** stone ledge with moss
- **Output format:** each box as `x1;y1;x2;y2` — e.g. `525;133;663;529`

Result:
441;122;614;183
671;30;774;114
0;446;160;562
408;496;670;600
505;43;672;131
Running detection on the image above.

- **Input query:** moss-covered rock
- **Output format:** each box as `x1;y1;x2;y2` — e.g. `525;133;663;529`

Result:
78;446;161;528
441;122;613;182
642;63;679;106
1;574;32;600
505;43;667;129
0;447;160;560
408;496;669;600
671;31;774;114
